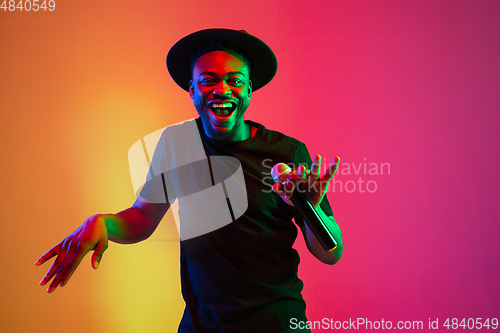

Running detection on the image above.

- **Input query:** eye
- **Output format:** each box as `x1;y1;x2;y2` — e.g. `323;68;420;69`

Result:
228;78;243;86
201;78;215;86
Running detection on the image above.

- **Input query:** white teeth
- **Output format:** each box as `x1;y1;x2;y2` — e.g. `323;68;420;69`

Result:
212;103;232;108
210;102;234;117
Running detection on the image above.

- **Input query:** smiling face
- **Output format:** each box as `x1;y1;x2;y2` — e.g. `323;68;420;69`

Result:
189;50;252;141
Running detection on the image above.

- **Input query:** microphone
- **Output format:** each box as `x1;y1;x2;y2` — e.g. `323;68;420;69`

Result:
271;163;337;252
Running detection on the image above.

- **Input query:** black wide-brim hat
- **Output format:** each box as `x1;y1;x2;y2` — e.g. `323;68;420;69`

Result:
166;28;277;92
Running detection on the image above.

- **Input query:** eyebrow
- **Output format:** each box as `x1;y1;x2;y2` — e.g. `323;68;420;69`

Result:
198;71;247;78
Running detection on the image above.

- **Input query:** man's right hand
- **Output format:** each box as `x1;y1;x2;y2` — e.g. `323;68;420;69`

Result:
34;214;109;293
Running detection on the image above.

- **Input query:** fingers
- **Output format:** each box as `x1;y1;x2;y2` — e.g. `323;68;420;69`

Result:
40;255;64;291
320;156;340;183
272;178;297;200
39;242;68;287
43;239;77;293
310;155;321;180
91;239;108;269
272;181;294;206
60;248;88;287
59;238;108;287
296;164;307;180
272;182;283;195
34;243;62;266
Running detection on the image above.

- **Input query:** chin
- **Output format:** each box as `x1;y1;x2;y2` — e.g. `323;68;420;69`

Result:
208;126;234;140
198;111;241;140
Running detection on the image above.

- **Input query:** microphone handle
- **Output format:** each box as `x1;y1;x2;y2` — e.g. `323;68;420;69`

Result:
290;191;337;252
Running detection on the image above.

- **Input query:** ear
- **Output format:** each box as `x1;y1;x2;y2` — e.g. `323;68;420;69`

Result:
189;80;194;99
248;80;252;100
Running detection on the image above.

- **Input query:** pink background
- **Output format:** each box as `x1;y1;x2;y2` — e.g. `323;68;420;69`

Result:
1;1;499;332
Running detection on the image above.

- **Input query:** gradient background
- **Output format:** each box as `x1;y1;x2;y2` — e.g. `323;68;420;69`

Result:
1;0;499;332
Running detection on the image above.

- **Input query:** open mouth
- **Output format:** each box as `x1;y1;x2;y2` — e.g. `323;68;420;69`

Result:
208;102;237;118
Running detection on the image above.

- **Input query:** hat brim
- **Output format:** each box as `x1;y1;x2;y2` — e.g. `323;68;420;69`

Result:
167;28;277;92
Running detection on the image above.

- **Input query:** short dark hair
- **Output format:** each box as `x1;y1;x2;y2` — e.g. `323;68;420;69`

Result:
189;41;252;78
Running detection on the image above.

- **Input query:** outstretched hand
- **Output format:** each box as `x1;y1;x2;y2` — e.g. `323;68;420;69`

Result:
272;155;340;208
34;214;109;293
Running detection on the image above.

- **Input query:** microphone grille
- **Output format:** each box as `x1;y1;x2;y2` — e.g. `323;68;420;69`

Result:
271;163;292;183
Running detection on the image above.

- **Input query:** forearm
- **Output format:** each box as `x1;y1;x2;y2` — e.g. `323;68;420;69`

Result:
104;205;160;244
302;206;343;265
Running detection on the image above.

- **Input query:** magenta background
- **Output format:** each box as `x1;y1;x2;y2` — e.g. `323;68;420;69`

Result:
1;0;499;332
265;0;500;326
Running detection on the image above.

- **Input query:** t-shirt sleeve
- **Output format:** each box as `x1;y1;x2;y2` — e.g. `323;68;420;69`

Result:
139;131;175;204
291;143;334;226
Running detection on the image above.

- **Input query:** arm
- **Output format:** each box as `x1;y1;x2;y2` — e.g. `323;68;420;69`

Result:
299;207;343;265
107;197;170;244
35;197;169;293
272;154;343;265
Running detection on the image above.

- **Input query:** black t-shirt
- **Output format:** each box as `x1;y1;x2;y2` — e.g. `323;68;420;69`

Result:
176;119;333;333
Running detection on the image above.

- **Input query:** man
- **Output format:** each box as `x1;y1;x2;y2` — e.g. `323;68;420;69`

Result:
36;29;343;333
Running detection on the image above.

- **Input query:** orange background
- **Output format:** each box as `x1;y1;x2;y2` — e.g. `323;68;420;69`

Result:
1;1;499;332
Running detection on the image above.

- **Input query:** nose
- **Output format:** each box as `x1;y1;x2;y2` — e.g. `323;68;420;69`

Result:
212;81;232;99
